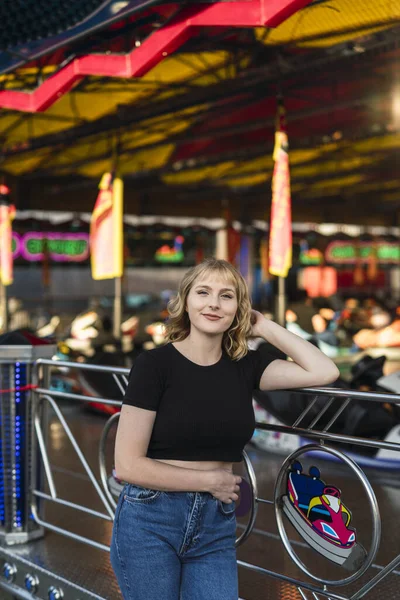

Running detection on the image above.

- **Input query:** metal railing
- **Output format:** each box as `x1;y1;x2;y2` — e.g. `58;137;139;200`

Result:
30;358;400;600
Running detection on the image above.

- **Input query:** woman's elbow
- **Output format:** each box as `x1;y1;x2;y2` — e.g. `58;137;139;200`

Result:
321;363;340;385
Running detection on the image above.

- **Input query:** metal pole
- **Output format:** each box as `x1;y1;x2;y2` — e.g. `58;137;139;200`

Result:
276;276;286;326
113;276;122;340
0;281;7;332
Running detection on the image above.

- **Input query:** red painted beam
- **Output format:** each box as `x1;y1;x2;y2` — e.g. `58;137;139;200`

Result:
0;0;312;113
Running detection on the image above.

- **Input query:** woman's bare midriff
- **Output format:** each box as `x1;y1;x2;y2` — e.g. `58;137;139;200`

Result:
155;458;233;472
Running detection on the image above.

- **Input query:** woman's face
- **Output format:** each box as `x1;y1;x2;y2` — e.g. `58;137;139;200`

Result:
186;273;238;336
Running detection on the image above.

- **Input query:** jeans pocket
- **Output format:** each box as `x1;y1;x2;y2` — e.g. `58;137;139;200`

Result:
124;483;162;504
113;485;126;522
217;499;236;517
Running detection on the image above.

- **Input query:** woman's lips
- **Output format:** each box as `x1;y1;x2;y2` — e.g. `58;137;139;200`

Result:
202;314;222;321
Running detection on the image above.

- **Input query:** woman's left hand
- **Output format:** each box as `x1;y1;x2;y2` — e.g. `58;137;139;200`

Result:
250;309;266;338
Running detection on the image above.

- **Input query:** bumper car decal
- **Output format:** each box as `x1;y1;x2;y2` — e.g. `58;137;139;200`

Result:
282;461;358;565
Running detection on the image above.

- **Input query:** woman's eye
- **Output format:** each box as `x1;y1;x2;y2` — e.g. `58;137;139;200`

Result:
197;290;207;295
222;294;234;299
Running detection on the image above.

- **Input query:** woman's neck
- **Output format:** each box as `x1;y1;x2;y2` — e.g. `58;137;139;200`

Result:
174;332;223;366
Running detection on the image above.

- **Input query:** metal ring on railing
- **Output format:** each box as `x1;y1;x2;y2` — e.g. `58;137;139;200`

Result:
99;412;121;512
235;450;258;548
274;444;381;588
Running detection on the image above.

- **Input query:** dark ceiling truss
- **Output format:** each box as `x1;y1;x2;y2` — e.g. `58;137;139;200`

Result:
0;39;258;145
16;92;262;174
20;123;400;201
0;113;28;141
14;79;397;178
205;151;395;185
0;109;84;127
1;11;399;222
283;18;400;48
1;33;395;164
163;126;400;173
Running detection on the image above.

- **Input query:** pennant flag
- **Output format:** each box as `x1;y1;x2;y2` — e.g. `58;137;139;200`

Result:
0;185;16;286
90;173;124;280
268;97;292;277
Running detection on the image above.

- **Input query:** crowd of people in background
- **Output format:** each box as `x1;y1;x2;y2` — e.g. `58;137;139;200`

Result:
282;292;400;357
3;289;400;361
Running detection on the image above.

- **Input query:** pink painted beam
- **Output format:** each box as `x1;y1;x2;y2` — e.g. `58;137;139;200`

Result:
0;0;312;113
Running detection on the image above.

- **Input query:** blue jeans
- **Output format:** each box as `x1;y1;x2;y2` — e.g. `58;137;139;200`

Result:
110;483;238;600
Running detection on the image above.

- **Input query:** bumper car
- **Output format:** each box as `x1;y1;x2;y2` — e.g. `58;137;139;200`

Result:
282;461;357;566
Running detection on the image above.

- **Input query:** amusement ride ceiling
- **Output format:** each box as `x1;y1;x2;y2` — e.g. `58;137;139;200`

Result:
0;0;399;225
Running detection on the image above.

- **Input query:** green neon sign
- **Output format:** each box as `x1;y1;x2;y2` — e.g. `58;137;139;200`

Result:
326;241;400;264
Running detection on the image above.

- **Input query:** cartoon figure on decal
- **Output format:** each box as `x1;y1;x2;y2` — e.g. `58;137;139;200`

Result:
282;461;358;566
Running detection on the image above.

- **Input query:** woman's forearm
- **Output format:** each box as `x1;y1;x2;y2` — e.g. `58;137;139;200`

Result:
257;318;339;378
116;457;215;492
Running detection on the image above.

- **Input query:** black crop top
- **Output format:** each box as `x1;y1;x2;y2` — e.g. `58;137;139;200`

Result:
122;343;276;462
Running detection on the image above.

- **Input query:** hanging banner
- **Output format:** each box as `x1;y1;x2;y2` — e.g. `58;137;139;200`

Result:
269;98;292;277
0;189;16;286
90;172;123;280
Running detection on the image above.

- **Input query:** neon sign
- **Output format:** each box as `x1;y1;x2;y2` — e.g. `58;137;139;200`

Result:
155;235;184;263
299;240;324;266
326;241;400;264
12;232;89;262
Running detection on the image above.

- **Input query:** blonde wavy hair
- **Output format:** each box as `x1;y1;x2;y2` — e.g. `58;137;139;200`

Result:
165;258;252;360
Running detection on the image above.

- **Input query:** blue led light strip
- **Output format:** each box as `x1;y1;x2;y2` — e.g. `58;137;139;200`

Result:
14;361;26;530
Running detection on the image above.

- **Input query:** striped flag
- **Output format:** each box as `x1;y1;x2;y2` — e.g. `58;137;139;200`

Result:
90;173;123;280
268;97;292;277
0;185;15;286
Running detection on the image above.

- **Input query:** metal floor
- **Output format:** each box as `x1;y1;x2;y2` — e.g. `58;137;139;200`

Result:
3;403;400;600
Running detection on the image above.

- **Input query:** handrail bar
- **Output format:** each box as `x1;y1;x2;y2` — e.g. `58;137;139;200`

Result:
35;356;400;404
293;386;400;404
256;422;400;453
35;387;121;406
35;358;130;375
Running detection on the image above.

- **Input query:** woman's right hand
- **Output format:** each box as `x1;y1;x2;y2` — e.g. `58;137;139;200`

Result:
207;468;242;504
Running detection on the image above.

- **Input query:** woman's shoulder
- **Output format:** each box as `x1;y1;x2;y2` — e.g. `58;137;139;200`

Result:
137;343;173;364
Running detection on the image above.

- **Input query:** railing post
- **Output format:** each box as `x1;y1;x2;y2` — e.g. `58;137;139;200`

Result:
0;344;55;545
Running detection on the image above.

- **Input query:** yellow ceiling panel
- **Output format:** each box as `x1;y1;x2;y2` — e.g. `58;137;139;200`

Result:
351;178;400;193
66;144;176;178
163;161;236;185
222;155;272;175
308;173;365;190
224;173;269;187
289;144;339;164
0;65;57;88
353;133;400;153
381;191;400;202
0;51;231;145
2;148;53;174
142;51;238;85
291;154;377;179
74;158;115;179
119;144;175;174
257;0;400;47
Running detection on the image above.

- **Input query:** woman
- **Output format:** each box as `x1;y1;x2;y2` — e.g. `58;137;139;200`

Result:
110;258;339;600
